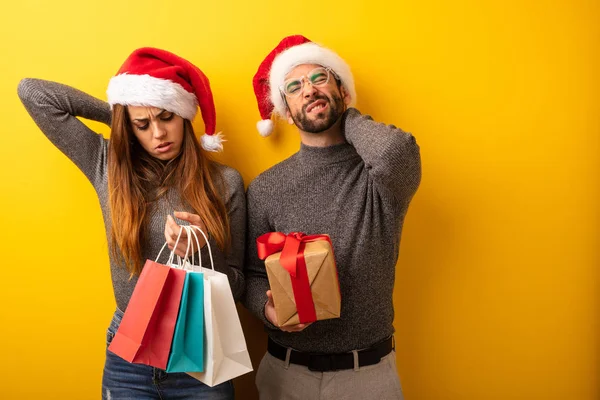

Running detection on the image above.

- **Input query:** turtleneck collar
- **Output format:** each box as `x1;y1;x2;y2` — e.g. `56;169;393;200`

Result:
297;142;360;166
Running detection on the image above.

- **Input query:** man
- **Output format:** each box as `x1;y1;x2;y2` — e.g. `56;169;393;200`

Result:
244;35;421;400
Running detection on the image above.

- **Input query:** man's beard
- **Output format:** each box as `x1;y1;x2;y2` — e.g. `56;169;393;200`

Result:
291;93;345;134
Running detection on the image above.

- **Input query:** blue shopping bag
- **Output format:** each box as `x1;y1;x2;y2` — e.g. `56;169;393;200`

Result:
166;270;205;372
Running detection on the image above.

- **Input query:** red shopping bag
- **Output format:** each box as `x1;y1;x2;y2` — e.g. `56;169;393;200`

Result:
108;259;186;369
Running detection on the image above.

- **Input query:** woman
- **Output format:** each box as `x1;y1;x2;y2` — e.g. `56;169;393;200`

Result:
18;47;245;399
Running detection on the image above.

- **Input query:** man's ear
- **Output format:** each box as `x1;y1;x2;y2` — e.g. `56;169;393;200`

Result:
341;85;352;106
286;109;294;124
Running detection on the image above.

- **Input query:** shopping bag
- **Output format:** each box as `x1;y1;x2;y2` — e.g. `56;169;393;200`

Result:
108;226;190;369
185;226;253;387
107;262;186;369
166;226;205;373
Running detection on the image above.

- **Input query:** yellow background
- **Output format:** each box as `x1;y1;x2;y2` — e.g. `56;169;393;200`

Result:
1;0;598;399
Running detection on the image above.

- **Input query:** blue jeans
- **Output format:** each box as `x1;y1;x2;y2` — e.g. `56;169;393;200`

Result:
102;308;234;400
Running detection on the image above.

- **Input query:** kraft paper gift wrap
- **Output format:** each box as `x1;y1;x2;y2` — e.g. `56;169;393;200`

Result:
258;232;341;327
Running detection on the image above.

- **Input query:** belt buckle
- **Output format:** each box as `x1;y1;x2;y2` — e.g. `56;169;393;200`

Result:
307;354;337;372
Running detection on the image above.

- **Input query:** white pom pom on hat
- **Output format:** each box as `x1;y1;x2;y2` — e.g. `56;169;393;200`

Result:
201;132;225;152
256;119;274;137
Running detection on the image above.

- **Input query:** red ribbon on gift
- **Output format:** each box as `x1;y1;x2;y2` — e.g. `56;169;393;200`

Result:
257;232;332;324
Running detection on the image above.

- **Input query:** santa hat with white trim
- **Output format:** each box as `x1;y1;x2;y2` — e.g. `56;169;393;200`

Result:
107;47;223;152
253;35;357;137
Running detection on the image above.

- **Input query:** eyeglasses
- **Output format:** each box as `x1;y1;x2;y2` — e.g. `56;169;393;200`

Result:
280;67;338;98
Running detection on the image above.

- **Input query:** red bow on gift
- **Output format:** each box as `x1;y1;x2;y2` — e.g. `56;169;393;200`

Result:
257;232;332;324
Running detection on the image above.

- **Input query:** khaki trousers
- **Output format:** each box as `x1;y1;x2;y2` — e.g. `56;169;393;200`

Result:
255;350;404;400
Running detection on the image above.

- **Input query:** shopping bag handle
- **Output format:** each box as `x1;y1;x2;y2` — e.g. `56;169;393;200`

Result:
152;221;215;272
187;225;215;271
167;225;214;272
167;225;206;271
177;225;196;269
184;225;202;270
167;223;193;267
155;221;186;265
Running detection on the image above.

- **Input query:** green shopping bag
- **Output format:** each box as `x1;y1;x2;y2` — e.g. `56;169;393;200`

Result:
166;270;205;372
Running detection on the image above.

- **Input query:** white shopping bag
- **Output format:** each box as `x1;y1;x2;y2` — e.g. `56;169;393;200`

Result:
185;226;253;387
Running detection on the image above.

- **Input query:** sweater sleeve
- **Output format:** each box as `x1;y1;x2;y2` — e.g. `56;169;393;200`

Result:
342;107;422;203
17;78;111;188
242;179;278;329
198;166;247;301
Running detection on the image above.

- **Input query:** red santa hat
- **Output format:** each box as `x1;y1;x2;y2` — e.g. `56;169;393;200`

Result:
106;47;223;152
252;35;357;137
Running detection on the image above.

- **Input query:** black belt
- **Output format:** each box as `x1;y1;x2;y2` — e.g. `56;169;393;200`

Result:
267;336;394;372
